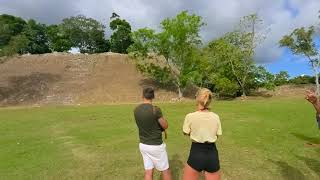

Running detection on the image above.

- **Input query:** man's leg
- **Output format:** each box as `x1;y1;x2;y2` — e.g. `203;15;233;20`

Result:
156;143;171;180
161;168;172;180
144;169;154;180
140;143;155;180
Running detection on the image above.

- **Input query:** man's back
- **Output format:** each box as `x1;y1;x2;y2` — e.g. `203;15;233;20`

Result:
134;103;163;145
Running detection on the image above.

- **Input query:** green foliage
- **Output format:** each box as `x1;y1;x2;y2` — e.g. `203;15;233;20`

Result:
222;14;265;96
128;28;156;57
279;27;317;57
129;11;204;97
157;11;204;62
274;71;289;86
0;15;51;56
0;34;29;56
203;36;261;97
110;18;133;53
255;66;276;90
279;26;320;94
0;14;27;48
46;25;72;52
214;77;240;97
61;15;109;53
203;39;241;96
289;75;315;85
23;19;50;54
136;63;174;85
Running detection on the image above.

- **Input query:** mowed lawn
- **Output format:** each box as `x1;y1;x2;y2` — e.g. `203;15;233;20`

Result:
0;98;319;180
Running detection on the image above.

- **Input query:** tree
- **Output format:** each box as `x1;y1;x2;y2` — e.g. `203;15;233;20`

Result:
61;15;109;53
255;66;276;90
225;14;266;97
203;39;242;97
0;14;26;48
289;75;315;85
110;17;133;53
279;26;319;94
274;71;289;86
214;77;240;97
46;25;72;52
129;11;204;98
128;28;156;57
23;19;50;54
0;34;29;57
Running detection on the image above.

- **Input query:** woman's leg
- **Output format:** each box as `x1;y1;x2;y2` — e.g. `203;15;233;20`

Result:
183;164;199;180
204;170;220;180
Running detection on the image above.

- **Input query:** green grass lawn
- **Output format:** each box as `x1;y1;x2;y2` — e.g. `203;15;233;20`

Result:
0;97;319;180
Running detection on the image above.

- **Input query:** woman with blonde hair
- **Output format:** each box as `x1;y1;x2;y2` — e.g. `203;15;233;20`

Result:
182;88;222;180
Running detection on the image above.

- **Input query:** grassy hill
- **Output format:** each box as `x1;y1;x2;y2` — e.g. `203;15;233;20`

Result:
0;53;177;106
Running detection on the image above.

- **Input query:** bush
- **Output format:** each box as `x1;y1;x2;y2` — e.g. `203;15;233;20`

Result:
289;75;314;85
214;77;239;97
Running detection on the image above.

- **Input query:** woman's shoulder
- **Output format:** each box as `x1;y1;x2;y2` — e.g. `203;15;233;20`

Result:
185;111;198;118
209;111;220;119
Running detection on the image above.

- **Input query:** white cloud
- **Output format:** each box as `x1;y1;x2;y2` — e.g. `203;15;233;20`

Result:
1;0;320;63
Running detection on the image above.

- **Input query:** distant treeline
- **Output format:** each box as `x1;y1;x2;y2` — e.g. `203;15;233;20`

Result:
0;13;132;56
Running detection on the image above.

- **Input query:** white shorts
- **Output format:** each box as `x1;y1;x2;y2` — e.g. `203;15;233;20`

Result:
139;143;169;171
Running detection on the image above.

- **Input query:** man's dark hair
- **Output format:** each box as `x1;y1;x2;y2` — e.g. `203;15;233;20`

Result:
143;87;155;100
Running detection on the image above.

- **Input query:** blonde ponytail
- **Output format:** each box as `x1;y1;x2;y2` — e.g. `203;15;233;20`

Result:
196;88;213;108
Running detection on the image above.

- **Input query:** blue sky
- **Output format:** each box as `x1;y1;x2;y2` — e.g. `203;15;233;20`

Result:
266;28;320;78
264;0;315;78
265;51;311;78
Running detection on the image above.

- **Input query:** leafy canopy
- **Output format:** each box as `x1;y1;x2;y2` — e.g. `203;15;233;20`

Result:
61;15;109;53
110;18;133;54
129;11;204;97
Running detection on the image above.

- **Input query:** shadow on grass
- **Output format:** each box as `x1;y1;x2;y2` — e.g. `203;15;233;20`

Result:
157;154;184;180
296;155;320;178
270;160;307;180
291;133;320;144
169;154;184;180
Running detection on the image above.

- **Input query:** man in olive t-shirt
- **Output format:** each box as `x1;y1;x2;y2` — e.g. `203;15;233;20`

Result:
134;87;171;180
134;103;164;145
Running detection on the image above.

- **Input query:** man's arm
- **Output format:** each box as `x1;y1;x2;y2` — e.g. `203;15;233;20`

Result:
158;117;168;130
312;101;320;114
305;90;320;113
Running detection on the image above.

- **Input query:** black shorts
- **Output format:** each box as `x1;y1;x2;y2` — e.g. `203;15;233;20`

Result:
187;142;220;173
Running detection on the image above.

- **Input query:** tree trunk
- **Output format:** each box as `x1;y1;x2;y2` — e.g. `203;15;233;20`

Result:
241;86;246;97
178;86;183;99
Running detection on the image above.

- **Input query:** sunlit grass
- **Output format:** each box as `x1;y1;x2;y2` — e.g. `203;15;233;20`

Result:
0;97;319;179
